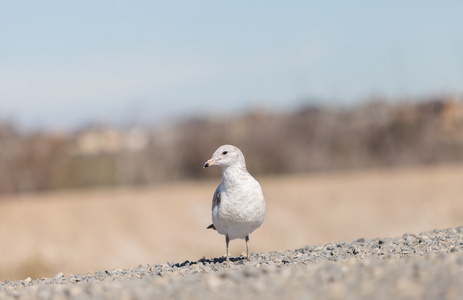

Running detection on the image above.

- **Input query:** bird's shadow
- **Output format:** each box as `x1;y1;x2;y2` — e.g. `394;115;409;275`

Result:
171;256;248;268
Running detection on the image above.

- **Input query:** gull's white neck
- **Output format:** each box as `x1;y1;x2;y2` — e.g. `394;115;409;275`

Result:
221;163;248;188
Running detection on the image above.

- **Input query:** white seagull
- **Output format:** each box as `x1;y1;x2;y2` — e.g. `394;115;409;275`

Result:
203;145;266;262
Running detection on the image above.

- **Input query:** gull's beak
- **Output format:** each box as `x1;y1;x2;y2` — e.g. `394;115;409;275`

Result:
203;159;216;168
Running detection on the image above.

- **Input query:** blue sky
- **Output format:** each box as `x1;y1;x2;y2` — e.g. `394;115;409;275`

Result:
1;1;462;130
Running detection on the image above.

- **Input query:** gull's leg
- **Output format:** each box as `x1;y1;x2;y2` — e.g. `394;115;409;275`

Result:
245;235;250;261
225;234;231;263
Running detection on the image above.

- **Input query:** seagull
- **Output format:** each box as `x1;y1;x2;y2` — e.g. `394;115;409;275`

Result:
203;145;266;262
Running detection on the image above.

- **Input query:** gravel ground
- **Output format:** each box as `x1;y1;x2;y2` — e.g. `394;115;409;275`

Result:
1;226;463;299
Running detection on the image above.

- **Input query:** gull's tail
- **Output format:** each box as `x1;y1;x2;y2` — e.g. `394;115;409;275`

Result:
207;224;216;230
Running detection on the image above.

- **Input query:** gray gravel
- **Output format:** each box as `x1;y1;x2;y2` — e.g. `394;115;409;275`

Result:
1;226;463;299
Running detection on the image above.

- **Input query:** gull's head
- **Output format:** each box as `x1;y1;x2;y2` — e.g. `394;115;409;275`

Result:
203;145;246;169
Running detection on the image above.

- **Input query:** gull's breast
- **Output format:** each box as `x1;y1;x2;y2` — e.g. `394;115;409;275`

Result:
213;180;266;240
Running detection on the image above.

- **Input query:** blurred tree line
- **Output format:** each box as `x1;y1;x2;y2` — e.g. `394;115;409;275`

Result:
0;96;462;194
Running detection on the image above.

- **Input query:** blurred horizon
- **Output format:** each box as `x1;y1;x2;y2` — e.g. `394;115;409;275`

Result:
1;95;463;194
1;1;463;131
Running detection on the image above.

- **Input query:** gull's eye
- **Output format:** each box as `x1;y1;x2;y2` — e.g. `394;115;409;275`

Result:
222;151;228;155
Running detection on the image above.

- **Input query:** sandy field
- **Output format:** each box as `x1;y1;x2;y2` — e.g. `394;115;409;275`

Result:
0;164;462;280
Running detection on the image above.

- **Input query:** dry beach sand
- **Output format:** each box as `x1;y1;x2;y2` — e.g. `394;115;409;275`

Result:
0;164;462;281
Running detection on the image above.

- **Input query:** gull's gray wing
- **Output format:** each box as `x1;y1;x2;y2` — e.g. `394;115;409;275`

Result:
207;183;222;230
211;183;222;211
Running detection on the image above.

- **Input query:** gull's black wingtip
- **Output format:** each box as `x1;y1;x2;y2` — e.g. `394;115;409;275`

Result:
207;224;216;230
